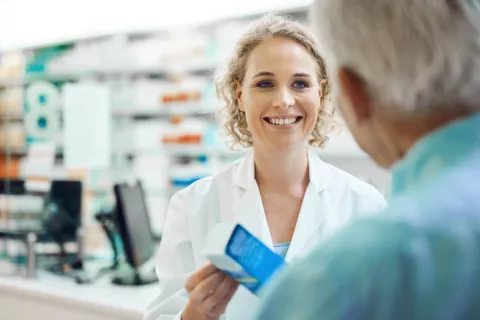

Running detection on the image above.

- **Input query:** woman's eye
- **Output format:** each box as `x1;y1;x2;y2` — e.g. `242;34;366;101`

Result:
257;81;273;88
293;81;309;89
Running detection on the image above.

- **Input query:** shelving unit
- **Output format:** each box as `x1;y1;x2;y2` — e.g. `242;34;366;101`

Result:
0;65;217;88
0;5;389;252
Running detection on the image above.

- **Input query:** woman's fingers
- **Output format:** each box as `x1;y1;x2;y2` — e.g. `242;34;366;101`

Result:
189;271;226;305
202;275;238;312
211;280;239;315
185;264;218;292
184;265;240;318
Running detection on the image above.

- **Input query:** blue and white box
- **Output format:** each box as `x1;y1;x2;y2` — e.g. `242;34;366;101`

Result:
202;223;286;295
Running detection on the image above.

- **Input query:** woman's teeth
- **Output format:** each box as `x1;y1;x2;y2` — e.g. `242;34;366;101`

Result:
267;117;298;125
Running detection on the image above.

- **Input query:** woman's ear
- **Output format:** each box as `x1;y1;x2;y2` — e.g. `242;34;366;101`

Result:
318;79;327;102
319;79;327;95
235;81;245;111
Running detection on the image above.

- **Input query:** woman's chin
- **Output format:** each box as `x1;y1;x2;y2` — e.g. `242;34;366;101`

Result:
264;138;306;152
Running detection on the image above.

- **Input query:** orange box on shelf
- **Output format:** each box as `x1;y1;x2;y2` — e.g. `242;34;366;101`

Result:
161;91;202;104
161;133;202;145
170;115;184;124
162;136;179;144
179;134;202;144
0;155;20;178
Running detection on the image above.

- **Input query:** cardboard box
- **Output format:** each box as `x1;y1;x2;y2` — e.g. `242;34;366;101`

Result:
202;223;285;295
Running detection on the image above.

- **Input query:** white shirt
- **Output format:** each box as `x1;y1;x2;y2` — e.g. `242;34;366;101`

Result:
144;149;386;320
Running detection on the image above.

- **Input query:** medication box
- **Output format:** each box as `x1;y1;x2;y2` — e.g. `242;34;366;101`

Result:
202;223;286;295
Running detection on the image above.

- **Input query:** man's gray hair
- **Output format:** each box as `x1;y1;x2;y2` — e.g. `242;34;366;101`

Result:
311;0;480;114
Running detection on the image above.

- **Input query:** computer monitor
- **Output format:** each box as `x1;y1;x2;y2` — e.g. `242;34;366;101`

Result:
0;179;84;276
42;180;82;244
113;181;157;286
0;179;82;239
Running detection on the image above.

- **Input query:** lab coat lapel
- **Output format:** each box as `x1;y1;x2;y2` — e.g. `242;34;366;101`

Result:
285;149;331;262
232;150;274;250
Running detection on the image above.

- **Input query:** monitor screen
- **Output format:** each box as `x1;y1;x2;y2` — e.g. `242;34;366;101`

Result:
42;180;82;242
114;182;156;269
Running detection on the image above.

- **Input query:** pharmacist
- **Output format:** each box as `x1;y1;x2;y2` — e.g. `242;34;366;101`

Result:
144;13;386;320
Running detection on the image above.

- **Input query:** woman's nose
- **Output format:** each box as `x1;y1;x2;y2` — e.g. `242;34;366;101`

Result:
272;88;295;109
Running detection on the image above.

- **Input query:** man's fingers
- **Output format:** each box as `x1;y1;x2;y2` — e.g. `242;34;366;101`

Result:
202;275;238;312
185;264;218;292
189;272;226;305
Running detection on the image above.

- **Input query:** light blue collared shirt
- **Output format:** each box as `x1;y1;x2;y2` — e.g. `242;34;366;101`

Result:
254;113;480;320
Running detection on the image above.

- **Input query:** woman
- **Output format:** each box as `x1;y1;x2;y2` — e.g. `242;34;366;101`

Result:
144;13;386;320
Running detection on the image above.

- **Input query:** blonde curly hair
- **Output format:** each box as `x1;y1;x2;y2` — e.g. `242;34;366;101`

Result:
215;13;335;149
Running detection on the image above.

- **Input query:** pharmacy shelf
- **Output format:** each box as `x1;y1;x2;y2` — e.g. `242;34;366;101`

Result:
0;64;217;87
0;106;217;129
1;104;218;119
0;147;29;156
0;115;23;122
0;146;63;157
112;104;220;117
0;73;76;87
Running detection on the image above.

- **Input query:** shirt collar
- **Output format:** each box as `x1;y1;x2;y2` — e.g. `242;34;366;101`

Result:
391;112;480;196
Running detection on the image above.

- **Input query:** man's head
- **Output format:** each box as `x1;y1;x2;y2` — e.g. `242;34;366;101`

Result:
312;0;480;168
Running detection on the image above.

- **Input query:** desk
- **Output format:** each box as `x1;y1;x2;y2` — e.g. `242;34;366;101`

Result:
0;271;159;320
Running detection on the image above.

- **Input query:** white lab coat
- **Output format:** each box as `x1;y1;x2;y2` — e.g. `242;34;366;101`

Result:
144;149;386;320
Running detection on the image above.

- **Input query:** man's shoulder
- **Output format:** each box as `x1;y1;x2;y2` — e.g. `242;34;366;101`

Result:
312;194;480;287
255;183;480;319
314;213;409;262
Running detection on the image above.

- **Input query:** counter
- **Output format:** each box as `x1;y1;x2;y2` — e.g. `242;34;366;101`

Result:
0;270;158;320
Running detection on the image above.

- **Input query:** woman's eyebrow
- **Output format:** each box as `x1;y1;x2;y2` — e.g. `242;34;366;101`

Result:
293;73;312;78
252;71;274;79
252;72;313;78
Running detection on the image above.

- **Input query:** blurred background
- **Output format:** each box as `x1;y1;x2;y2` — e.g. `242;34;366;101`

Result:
0;1;390;319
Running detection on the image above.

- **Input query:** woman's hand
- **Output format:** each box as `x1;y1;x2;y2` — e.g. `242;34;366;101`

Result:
181;264;239;320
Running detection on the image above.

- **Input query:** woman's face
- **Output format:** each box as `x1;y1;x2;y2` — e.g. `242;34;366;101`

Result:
236;37;323;151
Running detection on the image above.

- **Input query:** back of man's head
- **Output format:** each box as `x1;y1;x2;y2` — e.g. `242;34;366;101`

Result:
312;0;480;115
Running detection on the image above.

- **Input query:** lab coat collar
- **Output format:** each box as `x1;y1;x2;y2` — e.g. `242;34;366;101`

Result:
285;183;330;262
307;148;331;194
283;148;331;261
232;147;331;259
233;147;331;194
232;149;271;249
233;149;255;190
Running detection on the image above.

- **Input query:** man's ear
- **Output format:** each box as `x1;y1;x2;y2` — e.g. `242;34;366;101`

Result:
337;68;372;124
235;81;245;111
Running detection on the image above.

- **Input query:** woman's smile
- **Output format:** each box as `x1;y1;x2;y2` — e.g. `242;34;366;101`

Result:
263;115;304;128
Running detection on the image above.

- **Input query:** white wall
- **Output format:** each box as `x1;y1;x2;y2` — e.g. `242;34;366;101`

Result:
0;0;313;51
